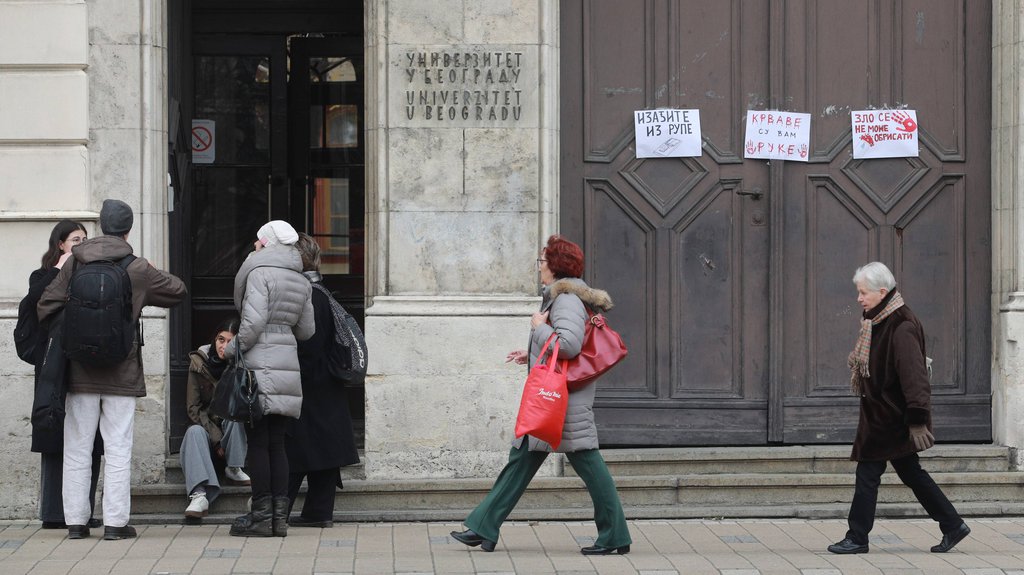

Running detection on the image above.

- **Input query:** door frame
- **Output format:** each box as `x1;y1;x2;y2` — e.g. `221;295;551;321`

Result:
166;0;364;452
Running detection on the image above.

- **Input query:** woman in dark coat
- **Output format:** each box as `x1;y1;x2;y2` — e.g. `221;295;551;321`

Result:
450;235;631;555
286;234;360;527
22;220;101;529
828;262;970;555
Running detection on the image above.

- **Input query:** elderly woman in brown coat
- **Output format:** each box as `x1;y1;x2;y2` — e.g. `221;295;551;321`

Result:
450;235;631;555
828;262;970;555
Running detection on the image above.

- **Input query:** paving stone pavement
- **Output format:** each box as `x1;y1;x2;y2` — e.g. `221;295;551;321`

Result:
1;518;1023;574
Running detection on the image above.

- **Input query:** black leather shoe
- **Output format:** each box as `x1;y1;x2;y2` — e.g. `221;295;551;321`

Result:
581;544;630;555
41;521;67;530
827;538;868;554
289;516;333;528
103;525;137;541
450;529;496;552
87;518;102;529
67;525;89;539
931;523;970;553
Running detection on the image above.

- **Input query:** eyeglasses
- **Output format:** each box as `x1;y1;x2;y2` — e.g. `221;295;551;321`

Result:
536;258;547;265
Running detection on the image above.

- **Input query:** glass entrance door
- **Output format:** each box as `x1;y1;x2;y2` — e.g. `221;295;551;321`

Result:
288;37;365;319
175;32;366;449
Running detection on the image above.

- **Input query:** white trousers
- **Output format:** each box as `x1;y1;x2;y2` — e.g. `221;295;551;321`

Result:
63;392;136;527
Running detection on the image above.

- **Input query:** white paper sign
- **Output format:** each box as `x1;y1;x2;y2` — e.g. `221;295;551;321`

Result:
851;109;919;159
191;119;216;164
634;109;702;158
744;111;811;162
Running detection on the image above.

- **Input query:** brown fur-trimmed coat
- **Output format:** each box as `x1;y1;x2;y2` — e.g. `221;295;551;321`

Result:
514;278;614;453
851;289;932;462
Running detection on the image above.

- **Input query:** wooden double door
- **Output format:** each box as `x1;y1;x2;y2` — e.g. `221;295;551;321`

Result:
561;1;991;445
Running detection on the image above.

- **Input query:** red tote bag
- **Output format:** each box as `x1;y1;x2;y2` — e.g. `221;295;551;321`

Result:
514;335;569;449
565;309;628;391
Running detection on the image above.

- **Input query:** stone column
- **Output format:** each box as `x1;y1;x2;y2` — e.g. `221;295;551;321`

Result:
992;0;1024;469
87;0;171;484
363;1;559;478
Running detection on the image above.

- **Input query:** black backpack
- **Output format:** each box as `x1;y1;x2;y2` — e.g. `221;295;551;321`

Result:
311;282;367;385
63;255;139;366
14;290;42;365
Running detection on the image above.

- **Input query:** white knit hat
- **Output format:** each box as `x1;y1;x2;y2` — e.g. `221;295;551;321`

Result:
257;220;299;246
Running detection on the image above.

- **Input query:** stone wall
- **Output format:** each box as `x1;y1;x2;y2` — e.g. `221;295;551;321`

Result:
992;0;1024;470
361;0;562;478
0;0;171;518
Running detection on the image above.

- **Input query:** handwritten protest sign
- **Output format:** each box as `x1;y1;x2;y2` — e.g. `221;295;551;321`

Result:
851;109;918;159
634;109;702;158
744;111;811;162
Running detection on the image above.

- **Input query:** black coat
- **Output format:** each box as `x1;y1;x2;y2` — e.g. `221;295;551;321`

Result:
27;268;63;454
286;285;360;472
850;290;932;462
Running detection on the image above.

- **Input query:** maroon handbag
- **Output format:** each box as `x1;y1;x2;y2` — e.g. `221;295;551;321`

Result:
565;308;628;390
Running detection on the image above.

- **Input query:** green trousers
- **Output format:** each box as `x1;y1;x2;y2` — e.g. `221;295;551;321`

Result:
464;442;631;548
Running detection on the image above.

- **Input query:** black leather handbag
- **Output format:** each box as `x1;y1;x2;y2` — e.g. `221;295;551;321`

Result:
210;346;262;425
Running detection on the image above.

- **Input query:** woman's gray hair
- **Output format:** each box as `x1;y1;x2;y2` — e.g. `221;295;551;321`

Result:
294;232;321;272
852;261;896;292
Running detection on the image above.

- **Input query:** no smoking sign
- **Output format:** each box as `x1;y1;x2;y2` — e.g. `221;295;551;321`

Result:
191;119;216;164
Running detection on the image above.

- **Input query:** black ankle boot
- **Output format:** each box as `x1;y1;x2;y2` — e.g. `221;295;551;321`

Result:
272;496;289;537
230;495;273;537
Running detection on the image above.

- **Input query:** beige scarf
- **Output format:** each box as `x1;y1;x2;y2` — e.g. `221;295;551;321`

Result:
848;290;904;394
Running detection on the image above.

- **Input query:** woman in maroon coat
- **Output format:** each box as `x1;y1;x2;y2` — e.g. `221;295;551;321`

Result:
828;262;970;555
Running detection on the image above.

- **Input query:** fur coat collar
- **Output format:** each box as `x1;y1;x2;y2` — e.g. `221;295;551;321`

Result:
546;278;614;312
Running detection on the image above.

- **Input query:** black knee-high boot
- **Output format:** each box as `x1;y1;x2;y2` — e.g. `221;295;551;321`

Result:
272;496;289;537
230;496;273;537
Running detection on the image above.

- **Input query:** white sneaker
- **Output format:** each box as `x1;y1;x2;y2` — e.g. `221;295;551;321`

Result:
185;492;209;518
225;466;251;485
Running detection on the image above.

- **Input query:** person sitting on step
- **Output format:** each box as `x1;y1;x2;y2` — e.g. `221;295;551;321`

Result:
181;318;250;521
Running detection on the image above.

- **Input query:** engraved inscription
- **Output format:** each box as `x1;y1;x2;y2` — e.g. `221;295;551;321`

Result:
403;50;525;123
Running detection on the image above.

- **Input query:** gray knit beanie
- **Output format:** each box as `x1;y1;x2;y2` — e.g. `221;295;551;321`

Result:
99;199;133;236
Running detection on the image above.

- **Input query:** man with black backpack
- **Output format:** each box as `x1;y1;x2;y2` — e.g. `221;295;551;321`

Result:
38;200;186;541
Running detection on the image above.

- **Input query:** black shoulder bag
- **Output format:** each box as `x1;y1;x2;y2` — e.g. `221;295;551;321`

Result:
209;344;262;425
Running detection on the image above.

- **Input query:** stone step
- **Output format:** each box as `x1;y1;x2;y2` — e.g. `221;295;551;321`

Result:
128;500;1024;525
132;470;1024;519
163;453;366;484
568;445;1011;476
136;445;1019;522
673;471;1024;506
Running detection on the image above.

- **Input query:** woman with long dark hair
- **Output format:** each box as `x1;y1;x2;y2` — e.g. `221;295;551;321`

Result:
23;220;102;529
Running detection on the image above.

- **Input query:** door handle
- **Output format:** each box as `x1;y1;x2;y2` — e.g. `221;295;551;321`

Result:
266;174;273;220
736;188;763;200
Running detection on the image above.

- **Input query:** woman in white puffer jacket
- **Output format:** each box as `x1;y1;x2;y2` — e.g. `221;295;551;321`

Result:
226;220;314;538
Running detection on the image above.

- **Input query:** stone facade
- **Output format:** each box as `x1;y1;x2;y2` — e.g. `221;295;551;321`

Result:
992;0;1024;469
0;0;170;518
0;0;1021;519
362;0;560;478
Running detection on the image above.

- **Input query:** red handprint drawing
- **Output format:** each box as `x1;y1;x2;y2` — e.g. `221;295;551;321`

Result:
860;134;875;147
892;111;917;133
799;143;808;158
746;140;756;155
